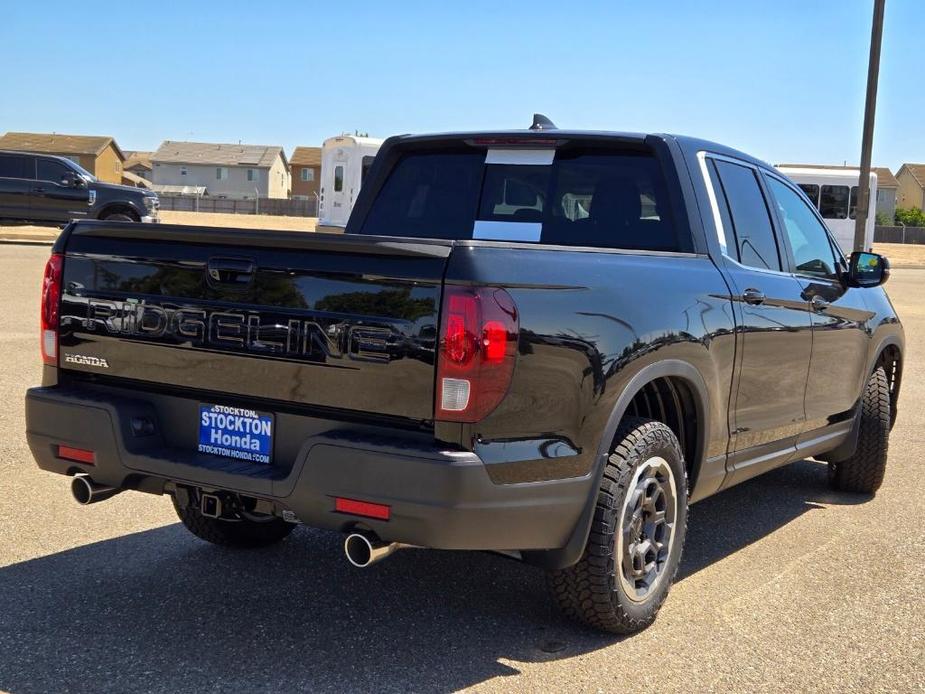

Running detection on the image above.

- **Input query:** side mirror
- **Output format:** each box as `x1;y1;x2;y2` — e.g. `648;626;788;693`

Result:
60;172;83;188
848;251;889;288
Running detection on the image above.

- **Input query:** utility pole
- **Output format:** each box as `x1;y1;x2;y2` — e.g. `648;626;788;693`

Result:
854;0;886;251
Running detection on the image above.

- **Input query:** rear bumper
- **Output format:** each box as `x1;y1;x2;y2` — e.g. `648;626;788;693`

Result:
25;386;591;552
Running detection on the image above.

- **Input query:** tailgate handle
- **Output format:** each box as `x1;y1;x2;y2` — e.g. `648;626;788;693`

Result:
206;257;255;289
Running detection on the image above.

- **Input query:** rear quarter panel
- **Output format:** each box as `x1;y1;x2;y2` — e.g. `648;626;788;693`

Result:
443;244;736;489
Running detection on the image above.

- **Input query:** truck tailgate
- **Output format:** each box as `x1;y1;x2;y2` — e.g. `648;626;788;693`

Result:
55;222;452;421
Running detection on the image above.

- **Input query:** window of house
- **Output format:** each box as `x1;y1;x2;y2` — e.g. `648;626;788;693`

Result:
712;159;782;271
334;165;344;192
820;185;849;219
180;166;188;176
247;168;256;182
301;167;314;182
216;167;228;181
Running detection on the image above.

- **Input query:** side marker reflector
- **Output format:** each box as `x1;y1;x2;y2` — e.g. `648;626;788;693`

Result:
57;445;95;464
334;497;391;521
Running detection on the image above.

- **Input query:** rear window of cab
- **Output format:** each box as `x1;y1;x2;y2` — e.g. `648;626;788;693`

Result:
357;147;687;252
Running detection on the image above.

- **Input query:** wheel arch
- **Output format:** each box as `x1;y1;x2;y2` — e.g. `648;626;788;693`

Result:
869;335;903;429
523;359;710;570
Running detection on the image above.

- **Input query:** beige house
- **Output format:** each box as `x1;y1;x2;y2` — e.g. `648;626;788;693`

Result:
151;141;290;199
896;164;925;211
0;131;125;183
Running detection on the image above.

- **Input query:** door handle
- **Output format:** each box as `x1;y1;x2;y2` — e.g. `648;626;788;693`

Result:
32;187;45;193
811;295;830;311
742;288;766;305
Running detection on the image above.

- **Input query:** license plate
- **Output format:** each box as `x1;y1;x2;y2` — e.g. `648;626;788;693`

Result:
198;404;273;464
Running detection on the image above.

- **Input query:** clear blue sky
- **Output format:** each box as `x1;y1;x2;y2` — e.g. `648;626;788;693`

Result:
0;1;920;170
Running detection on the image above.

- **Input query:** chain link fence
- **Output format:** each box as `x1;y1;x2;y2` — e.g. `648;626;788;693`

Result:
875;225;925;244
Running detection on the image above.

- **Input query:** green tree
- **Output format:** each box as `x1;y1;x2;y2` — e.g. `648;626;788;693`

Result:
895;207;925;227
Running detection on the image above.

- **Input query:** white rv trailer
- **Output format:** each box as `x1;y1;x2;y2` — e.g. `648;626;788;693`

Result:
776;166;877;253
317;135;384;231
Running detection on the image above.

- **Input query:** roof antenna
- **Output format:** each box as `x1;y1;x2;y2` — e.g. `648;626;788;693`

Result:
529;113;557;131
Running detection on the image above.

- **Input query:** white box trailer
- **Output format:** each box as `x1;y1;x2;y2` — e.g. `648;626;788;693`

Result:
777;166;877;253
317;135;384;231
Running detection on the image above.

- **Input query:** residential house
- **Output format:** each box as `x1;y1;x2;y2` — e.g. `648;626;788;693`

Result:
151;141;290;199
778;163;899;221
896;164;925;211
124;150;153;178
122;151;153;188
290;146;321;200
0;131;125;183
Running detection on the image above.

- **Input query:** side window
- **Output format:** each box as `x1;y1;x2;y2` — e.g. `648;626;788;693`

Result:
0;154;29;179
334;165;344;192
767;177;839;279
820;185;849;219
797;183;819;207
713;160;782;271
37;159;72;183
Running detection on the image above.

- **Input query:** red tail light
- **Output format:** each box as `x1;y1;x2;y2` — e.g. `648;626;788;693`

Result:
436;286;518;422
40;253;64;366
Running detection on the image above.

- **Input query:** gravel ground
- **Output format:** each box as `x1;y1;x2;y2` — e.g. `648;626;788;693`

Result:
0;245;922;693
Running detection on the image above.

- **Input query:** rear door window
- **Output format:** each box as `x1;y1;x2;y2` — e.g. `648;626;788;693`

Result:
0;154;30;179
712;159;782;272
358;147;683;251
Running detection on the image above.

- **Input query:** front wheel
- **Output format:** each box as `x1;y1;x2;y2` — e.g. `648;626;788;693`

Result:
102;211;138;222
828;366;891;494
547;417;688;634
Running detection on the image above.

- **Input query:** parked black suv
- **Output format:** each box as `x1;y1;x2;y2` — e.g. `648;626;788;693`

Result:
0;150;158;225
25;126;903;634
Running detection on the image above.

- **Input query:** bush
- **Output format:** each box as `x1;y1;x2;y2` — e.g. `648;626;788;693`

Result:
875;212;892;226
895;207;925;227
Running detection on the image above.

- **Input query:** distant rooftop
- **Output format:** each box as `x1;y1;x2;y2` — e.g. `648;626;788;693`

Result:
153;140;286;168
291;146;321;167
0;131;124;159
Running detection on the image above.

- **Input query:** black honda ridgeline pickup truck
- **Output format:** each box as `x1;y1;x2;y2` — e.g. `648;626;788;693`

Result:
25;125;903;634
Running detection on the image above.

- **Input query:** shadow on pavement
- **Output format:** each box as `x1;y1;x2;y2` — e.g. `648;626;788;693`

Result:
0;459;868;693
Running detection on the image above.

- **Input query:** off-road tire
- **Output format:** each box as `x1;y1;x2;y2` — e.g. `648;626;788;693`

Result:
547;417;688;634
172;497;296;548
829;366;890;494
102;210;138;222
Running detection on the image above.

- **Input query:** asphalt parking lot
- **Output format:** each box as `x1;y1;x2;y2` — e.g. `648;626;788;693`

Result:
0;244;922;693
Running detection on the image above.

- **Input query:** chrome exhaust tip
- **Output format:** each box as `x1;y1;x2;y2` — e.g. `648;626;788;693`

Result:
344;531;408;568
71;474;121;505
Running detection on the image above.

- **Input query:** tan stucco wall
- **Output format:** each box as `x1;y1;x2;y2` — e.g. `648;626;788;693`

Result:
290;165;319;199
93;145;124;184
267;155;291;199
896;169;925;210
